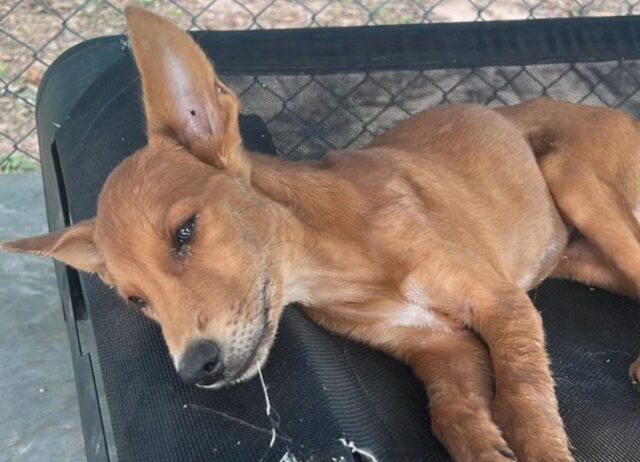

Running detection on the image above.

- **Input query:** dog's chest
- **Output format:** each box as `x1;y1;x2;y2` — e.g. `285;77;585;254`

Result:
391;300;448;330
515;232;566;290
390;279;451;331
304;274;451;332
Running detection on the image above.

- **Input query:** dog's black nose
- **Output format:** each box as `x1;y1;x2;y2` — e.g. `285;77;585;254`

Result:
178;340;224;386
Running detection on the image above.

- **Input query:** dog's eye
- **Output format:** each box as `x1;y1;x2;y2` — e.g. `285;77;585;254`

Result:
128;296;147;310
174;214;197;255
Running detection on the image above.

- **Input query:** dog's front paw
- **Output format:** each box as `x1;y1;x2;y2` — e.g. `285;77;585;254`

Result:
468;446;517;462
436;415;517;462
492;393;574;462
455;444;517;462
497;447;518;460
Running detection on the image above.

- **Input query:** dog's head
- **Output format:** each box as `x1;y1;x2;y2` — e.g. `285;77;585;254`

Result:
1;7;290;389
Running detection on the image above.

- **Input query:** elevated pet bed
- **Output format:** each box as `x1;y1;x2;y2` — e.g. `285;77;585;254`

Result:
36;17;640;461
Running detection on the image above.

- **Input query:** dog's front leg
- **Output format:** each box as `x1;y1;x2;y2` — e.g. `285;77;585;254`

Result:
396;329;516;462
469;284;573;462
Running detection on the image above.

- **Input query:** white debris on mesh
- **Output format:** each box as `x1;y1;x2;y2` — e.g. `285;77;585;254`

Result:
278;451;299;462
257;363;278;448
257;365;376;462
339;438;379;462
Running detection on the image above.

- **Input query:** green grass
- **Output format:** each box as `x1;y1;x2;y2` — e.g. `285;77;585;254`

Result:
1;153;38;174
0;63;8;80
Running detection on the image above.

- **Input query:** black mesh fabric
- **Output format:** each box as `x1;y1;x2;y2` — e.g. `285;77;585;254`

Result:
45;19;640;462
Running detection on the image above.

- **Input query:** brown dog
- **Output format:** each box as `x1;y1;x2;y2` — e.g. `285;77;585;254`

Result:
4;7;640;462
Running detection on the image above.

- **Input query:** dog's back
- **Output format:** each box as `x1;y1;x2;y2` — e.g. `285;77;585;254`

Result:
345;103;567;289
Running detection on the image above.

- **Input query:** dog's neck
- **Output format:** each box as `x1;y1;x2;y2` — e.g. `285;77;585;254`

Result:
248;151;365;225
247;150;380;307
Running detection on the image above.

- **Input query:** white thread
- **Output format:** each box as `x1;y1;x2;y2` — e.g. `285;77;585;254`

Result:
278;451;298;462
257;363;272;417
339;438;379;462
257;363;276;448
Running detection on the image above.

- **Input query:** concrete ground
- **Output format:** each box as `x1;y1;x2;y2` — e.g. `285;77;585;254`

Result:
0;172;85;461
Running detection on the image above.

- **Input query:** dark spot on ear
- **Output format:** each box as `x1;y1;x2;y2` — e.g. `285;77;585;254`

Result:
190;110;196;116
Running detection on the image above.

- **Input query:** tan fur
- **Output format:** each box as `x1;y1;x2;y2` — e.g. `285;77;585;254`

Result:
5;7;640;461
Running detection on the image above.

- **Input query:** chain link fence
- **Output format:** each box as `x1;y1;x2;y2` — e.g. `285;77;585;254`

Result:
1;0;638;172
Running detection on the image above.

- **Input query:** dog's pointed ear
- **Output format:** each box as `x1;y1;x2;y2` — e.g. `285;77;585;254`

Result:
1;219;105;275
125;6;248;177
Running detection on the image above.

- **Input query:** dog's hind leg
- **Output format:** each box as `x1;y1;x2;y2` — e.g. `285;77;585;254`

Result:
540;153;640;294
540;153;640;388
399;330;517;462
551;235;637;297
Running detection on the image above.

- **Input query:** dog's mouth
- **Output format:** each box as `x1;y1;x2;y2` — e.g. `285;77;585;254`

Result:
196;277;274;390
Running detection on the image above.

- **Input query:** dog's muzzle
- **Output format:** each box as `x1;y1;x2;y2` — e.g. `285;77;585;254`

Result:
177;339;225;387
